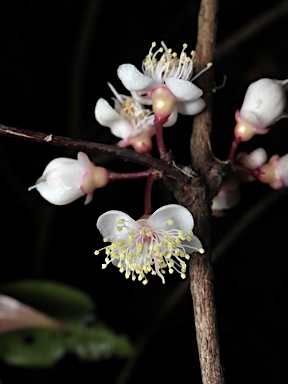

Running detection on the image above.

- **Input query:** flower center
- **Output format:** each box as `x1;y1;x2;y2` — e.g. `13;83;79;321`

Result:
120;98;153;130
107;81;154;133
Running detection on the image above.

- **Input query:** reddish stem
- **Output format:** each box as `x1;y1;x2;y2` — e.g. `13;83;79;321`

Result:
228;138;241;161
154;117;168;160
143;173;155;215
109;170;151;181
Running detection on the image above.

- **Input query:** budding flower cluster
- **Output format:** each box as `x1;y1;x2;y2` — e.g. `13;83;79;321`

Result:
95;41;210;154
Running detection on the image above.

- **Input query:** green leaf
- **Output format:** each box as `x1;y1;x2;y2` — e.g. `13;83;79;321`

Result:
64;323;133;361
0;324;133;367
0;328;65;367
0;280;95;325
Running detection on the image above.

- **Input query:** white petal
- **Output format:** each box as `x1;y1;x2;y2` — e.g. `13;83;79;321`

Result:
176;98;206;115
247;148;268;168
280;154;288;186
163;109;178;127
131;90;153;105
184;235;203;253
45;164;82;188
97;210;139;242
148;204;194;233
117;64;154;92
41;158;77;179
95;98;120;126
77;151;91;170
35;182;84;205
84;193;93;205
95;98;133;139
165;77;203;101
212;189;241;211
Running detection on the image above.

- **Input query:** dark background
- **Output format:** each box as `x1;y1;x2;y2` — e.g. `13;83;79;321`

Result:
1;0;288;383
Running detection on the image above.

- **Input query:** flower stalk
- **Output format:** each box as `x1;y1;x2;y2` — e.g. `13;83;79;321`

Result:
109;170;151;181
154;117;169;160
143;172;155;216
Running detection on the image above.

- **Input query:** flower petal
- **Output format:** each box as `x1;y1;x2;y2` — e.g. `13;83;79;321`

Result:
0;294;64;334
165;77;203;101
280;154;288;187
41;158;77;179
97;210;138;242
117;64;154;92
147;204;194;233
176;98;206;115
131;91;153;105
35;182;85;205
95;98;133;139
95;98;120;126
184;235;203;253
84;193;93;205
77;151;91;170
212;188;241;211
163;109;178;127
44;164;82;188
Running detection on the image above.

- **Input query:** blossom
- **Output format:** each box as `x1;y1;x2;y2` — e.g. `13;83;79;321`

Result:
95;83;156;153
95;204;204;285
234;78;288;142
117;42;209;123
211;178;241;216
235;147;268;182
29;152;109;205
257;154;288;189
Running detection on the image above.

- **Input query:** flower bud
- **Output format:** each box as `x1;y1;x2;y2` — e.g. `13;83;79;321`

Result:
151;86;176;123
257;154;288;189
235;148;267;182
212;178;241;216
29;152;109;205
234;78;288;142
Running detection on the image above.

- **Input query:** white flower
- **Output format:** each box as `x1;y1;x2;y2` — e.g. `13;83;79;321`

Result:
211;178;241;216
95;83;156;153
117;42;209;123
257;153;288;189
234;78;288;142
235;148;268;182
95;204;204;284
29;152;109;205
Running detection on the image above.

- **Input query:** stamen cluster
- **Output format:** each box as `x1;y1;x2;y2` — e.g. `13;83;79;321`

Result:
142;42;195;83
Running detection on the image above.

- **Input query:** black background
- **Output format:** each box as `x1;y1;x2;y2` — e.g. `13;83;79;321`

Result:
1;0;288;383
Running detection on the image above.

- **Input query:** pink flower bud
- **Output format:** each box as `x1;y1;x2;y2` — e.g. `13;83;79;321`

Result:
234;78;288;142
29;152;109;205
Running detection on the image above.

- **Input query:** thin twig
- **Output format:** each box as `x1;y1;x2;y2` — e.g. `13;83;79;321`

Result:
0;124;183;180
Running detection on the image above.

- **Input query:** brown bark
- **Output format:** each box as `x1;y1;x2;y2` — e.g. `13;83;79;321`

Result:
186;0;225;382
